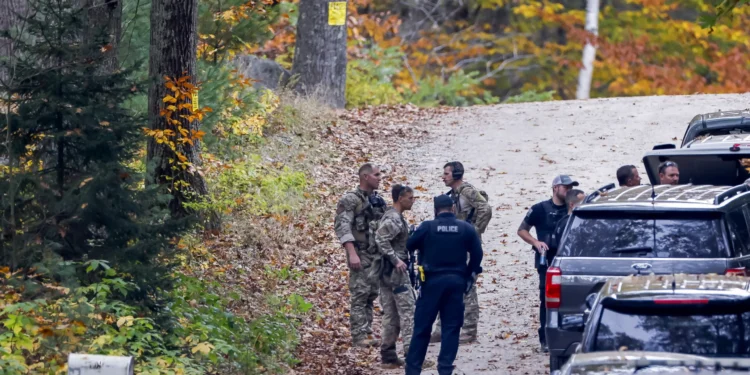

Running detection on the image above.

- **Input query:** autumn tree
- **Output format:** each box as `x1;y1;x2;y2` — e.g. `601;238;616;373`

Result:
147;0;211;219
292;0;348;108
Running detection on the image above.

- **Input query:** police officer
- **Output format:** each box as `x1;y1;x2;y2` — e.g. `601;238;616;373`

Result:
548;189;585;258
517;175;578;353
405;195;483;375
334;163;387;347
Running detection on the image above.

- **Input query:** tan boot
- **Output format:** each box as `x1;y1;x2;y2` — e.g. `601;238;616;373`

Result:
459;333;476;345
381;357;405;369
422;359;435;368
353;338;379;348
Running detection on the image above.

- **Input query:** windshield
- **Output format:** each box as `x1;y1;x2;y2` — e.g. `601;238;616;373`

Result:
559;212;728;258
592;307;750;356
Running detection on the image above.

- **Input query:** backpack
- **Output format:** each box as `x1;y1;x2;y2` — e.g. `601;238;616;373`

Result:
448;184;490;222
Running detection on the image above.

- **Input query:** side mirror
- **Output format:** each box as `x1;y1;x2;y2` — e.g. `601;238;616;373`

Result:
561;314;585;332
585;293;597;310
652;143;676;150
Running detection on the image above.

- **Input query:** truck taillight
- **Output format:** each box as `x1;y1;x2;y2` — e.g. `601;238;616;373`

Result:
727;267;747;276
546;266;562;309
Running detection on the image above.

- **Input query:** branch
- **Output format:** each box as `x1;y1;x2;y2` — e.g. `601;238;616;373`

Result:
476;54;535;82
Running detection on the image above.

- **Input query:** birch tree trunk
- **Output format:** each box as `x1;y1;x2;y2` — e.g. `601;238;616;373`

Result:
576;0;599;100
292;0;348;108
147;0;211;218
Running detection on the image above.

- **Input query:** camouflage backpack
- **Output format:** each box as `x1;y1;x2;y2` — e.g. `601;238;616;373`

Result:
450;183;490;223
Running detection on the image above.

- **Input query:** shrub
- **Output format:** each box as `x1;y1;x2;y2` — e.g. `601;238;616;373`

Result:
504;90;556;104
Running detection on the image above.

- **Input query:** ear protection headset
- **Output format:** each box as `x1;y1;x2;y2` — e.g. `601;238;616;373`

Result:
449;161;464;180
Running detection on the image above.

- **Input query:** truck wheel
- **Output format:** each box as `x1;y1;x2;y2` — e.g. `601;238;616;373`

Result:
550;355;567;372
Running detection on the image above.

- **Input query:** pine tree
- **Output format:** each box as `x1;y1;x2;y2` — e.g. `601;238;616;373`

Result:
0;0;186;307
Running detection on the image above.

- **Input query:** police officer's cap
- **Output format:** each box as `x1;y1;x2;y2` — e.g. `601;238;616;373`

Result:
433;194;453;210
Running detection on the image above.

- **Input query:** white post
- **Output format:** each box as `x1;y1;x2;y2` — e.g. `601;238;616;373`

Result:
576;0;600;100
68;354;134;375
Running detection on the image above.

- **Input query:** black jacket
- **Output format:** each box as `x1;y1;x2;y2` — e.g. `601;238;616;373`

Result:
407;212;483;277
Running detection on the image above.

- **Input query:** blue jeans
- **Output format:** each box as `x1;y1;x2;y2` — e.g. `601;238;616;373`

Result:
405;274;465;375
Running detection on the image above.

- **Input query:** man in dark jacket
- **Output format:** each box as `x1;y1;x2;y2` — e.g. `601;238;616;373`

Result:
517;175;578;352
549;189;585;256
405;195;483;375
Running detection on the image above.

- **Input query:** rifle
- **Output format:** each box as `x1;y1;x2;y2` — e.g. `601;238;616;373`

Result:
407;224;420;291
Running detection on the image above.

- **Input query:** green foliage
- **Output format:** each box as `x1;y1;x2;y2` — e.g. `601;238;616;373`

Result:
0;0;186;304
168;275;305;373
0;261;308;374
699;0;749;29
197;61;266;149
346;45;501;107
503;90;556;104
184;156;307;218
346;46;404;108
405;70;500;107
197;0;281;63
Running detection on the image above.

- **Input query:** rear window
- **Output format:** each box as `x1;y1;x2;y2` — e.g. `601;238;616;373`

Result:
593;306;750;356
559;212;728;258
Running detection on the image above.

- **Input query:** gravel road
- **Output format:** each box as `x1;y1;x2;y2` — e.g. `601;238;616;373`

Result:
386;94;750;375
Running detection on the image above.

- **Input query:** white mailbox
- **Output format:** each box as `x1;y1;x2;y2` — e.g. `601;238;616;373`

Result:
68;354;134;375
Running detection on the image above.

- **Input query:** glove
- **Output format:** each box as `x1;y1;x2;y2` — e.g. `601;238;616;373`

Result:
465;272;477;294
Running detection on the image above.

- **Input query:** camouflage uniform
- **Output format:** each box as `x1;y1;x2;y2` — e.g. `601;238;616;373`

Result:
434;181;491;340
335;187;386;345
375;207;416;362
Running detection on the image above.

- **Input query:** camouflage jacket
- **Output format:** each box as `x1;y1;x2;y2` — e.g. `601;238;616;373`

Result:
450;181;492;234
375;207;410;286
334;187;386;259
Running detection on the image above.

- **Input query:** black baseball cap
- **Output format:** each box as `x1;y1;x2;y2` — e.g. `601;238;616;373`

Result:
433;195;454;210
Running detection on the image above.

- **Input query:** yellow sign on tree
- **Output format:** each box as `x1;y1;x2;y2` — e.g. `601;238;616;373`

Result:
328;2;346;26
191;92;199;111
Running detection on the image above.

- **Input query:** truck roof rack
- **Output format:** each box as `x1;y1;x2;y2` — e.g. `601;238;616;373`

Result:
584;183;616;204
714;182;750;204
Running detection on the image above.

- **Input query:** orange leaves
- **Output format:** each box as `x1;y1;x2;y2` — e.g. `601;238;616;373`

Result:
144;75;212;182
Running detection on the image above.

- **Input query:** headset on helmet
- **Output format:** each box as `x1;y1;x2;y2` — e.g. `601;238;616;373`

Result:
448;161;464;180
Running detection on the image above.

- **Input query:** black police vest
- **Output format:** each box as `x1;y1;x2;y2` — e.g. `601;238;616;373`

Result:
419;215;471;275
536;200;567;245
533;200;567;268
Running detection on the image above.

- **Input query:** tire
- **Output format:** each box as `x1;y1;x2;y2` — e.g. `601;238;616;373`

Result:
549;355;568;372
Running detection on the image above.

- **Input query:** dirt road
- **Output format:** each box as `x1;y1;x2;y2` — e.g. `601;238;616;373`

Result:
387;94;750;375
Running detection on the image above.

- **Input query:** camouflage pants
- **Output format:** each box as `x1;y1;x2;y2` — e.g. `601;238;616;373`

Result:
349;266;380;343
433;283;478;337
381;283;416;361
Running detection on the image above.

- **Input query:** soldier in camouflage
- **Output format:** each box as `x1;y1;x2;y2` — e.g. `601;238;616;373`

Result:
334;163;387;347
431;161;492;344
375;184;417;368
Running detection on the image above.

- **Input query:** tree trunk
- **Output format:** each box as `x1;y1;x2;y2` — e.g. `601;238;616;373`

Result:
292;0;348;108
147;0;210;218
576;0;599;100
82;0;122;73
0;0;28;86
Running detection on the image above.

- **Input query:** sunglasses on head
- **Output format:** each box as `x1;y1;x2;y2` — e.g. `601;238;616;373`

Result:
659;161;677;173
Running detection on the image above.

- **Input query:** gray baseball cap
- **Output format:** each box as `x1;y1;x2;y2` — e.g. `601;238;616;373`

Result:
552;175;579;187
